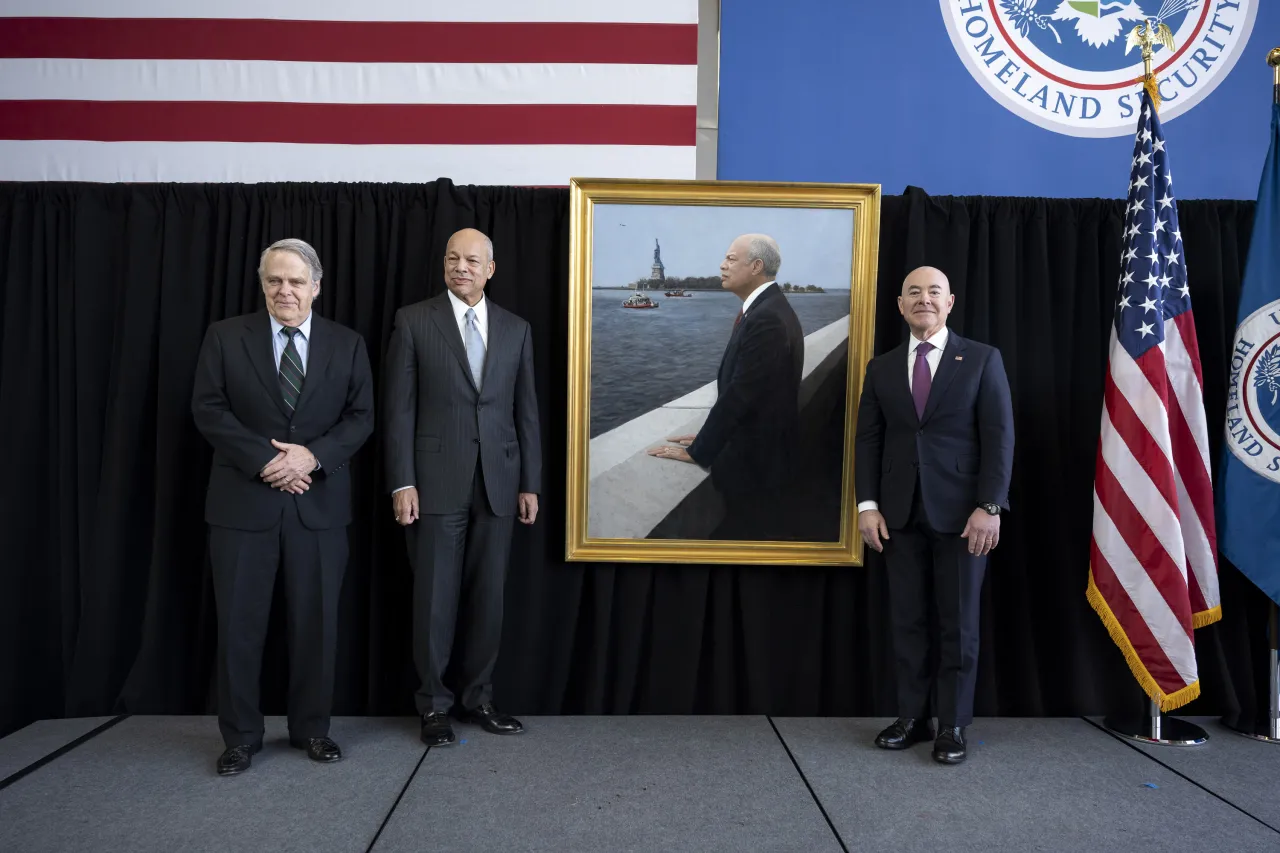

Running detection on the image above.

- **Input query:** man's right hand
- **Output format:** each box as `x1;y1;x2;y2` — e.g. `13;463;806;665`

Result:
263;451;310;494
858;509;890;553
393;487;420;526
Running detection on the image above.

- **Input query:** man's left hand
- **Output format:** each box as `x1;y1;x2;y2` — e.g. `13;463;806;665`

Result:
518;493;539;525
648;444;694;463
261;439;317;489
961;509;1000;556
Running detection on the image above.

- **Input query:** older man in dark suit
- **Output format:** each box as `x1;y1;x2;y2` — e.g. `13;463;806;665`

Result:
854;265;1014;765
192;238;374;775
649;233;804;540
383;228;542;748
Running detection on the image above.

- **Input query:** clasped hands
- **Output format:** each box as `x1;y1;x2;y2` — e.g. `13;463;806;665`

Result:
260;439;317;494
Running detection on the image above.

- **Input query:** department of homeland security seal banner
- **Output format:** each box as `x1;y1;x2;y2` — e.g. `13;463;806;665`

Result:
1226;303;1280;484
940;1;1258;137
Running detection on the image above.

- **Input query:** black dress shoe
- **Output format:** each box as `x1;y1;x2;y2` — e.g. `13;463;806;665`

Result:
932;726;967;764
421;711;457;747
216;742;261;776
459;702;524;735
289;735;342;763
874;718;935;750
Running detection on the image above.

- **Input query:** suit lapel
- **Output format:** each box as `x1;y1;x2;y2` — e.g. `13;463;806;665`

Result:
242;312;292;418
481;303;509;390
292;315;333;414
920;332;968;425
430;296;478;393
883;342;918;426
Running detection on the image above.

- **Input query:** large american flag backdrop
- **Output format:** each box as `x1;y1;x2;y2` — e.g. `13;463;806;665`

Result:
1087;90;1222;712
0;0;698;184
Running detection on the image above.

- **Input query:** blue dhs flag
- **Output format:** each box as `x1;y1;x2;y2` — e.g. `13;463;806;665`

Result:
1218;103;1280;607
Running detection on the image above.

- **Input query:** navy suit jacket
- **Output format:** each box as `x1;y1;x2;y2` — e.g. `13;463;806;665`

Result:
854;331;1014;533
191;311;375;531
688;284;804;497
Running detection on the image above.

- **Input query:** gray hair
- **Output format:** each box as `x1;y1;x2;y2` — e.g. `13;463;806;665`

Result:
745;234;781;278
258;238;323;283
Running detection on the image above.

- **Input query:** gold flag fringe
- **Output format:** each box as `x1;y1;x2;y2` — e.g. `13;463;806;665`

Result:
1192;605;1222;630
1087;569;1201;712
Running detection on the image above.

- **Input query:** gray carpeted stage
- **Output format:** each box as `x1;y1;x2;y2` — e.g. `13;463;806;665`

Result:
1;715;1277;852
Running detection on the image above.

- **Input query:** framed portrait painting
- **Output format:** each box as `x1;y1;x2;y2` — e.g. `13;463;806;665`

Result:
565;179;881;565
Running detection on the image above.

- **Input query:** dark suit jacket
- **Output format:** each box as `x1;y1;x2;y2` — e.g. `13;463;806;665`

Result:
191;311;375;531
854;331;1014;534
688;284;804;498
382;293;541;517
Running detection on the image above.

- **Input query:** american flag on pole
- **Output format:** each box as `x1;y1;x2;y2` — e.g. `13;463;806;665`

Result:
1087;88;1222;712
0;0;698;184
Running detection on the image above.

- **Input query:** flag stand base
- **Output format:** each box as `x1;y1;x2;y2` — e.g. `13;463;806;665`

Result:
1104;700;1208;746
1223;634;1280;745
1223;721;1280;745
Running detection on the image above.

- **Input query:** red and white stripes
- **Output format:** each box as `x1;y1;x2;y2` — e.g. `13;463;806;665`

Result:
0;1;698;183
1090;317;1221;710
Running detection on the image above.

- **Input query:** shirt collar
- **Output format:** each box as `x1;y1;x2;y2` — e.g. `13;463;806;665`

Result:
447;288;487;323
270;311;313;339
741;280;776;315
909;326;949;354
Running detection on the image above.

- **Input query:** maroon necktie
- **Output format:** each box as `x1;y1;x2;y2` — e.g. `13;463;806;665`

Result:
912;341;934;420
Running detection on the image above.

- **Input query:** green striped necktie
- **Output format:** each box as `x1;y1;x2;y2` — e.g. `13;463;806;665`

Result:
278;326;305;412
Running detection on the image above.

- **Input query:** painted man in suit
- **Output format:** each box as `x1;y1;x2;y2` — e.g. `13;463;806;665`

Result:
192;238;374;775
649;233;804;540
383;228;541;747
854;265;1014;764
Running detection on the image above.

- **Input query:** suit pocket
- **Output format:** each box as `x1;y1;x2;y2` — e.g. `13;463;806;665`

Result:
956;455;979;474
415;435;441;453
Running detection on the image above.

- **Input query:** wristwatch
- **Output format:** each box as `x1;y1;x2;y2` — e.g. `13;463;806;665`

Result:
977;502;1001;516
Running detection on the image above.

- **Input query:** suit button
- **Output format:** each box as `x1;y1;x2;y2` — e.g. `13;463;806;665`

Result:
474;438;481;444
290;426;296;432
917;429;923;436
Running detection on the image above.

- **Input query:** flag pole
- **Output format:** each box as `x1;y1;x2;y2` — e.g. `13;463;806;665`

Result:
1100;20;1210;747
1224;47;1280;748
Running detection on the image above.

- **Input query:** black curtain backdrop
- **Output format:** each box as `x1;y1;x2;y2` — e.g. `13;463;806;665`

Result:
0;182;1273;739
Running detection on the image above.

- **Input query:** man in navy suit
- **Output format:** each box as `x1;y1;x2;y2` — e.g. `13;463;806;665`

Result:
648;233;804;540
854;265;1014;764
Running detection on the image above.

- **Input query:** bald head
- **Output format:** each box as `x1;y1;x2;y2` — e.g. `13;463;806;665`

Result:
444;228;496;306
898;265;955;339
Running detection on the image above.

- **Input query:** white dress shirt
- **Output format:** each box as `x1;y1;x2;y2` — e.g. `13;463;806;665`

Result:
447;289;489;348
739;280;776;316
270;311;312;372
858;326;949;514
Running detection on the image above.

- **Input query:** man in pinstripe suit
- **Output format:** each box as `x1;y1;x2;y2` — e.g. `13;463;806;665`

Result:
383;228;542;748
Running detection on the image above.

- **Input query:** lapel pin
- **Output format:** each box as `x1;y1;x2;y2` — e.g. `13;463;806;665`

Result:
955;355;963;361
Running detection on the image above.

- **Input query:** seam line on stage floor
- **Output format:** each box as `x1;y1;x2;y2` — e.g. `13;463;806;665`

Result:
1080;716;1280;836
365;745;429;853
766;716;850;853
0;714;130;792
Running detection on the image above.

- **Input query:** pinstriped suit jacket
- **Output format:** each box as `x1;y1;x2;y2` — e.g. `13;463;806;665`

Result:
382;293;541;517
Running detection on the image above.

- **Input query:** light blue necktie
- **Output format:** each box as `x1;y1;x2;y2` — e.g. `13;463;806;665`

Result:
464;307;486;389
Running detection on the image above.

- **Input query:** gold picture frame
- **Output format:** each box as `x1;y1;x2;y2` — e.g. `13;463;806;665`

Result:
565;178;881;565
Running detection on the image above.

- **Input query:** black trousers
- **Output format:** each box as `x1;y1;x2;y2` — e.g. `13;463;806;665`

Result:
408;462;514;715
209;501;347;748
882;482;986;727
